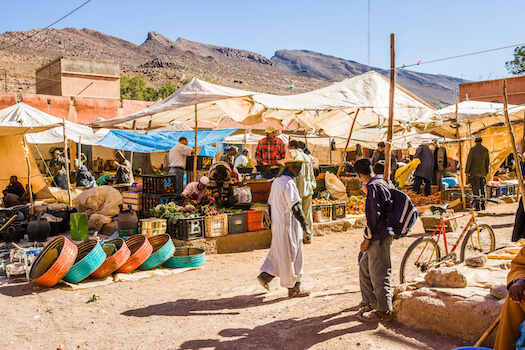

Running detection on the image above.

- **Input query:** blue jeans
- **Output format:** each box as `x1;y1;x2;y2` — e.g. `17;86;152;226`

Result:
413;176;431;196
168;167;184;196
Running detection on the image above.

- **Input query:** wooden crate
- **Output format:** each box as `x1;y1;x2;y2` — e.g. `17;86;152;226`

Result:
331;202;346;220
123;191;142;211
204;214;228;237
313;204;332;223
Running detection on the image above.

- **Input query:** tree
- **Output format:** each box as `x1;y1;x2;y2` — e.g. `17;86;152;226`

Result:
506;46;525;75
158;82;177;99
120;76;177;101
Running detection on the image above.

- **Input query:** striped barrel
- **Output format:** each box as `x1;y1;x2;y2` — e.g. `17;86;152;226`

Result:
116;234;153;273
164;247;205;269
91;238;131;279
30;236;78;288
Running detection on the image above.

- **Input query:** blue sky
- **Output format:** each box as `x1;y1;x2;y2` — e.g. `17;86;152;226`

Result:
1;0;523;82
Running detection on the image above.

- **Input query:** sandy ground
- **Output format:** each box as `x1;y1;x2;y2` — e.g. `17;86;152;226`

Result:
0;201;519;350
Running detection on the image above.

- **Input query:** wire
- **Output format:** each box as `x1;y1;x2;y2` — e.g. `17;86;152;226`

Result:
0;0;92;53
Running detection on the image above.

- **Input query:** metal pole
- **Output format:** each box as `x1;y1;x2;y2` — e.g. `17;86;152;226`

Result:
384;33;396;182
503;80;525;208
62;119;72;207
455;90;466;209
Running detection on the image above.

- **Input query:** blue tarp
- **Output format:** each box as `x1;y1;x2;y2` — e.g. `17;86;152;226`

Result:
97;129;237;157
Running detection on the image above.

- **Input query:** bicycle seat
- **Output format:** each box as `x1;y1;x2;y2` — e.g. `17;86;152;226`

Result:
430;203;449;214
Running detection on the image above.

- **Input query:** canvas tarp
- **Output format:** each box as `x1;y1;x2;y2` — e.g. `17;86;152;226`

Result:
96;128;237;156
0;102;103;145
90;72;434;138
415;100;525;139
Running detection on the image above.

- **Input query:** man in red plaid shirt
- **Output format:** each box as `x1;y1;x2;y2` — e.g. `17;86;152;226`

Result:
255;126;285;165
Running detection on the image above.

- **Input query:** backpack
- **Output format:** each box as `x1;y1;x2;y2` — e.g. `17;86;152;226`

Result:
385;188;419;239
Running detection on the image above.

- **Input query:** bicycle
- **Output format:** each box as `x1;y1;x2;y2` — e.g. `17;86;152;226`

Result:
399;193;499;284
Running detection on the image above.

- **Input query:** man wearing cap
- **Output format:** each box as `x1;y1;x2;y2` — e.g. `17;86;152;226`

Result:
114;150;134;185
181;176;210;205
169;137;194;196
257;156;313;298
49;149;65;177
255;126;285;166
233;148;250;179
288;140;316;243
466;136;490;210
208;161;237;207
220;146;238;167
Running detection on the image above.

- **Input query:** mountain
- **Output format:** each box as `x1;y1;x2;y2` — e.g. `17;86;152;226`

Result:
0;28;467;105
271;50;469;105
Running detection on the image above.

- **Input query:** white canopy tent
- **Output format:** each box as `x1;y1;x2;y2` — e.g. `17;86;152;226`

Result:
91;71;434;138
0;102;103;145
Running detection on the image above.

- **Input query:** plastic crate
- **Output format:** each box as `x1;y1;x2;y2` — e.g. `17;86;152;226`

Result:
246;210;265;232
167;217;205;240
507;184;517;196
313;204;332;223
142;194;178;212
204;214;228;237
185;156;213;171
331;202;346;220
228;212;247;234
488;185;507;198
319;165;338;174
139;218;167;238
142;175;177;194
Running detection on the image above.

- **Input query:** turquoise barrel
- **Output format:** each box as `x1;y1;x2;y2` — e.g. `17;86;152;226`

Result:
138;234;175;270
164;247;205;269
64;240;105;283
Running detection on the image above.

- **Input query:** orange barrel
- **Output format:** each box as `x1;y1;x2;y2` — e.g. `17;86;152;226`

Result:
91;238;131;279
30;236;78;288
115;234;153;273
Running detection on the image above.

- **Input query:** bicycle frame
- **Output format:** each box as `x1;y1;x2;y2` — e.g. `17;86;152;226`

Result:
429;211;480;256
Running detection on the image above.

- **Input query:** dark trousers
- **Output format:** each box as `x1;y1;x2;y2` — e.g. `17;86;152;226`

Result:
470;176;486;209
413;176;431;196
359;236;393;312
168;167;185;196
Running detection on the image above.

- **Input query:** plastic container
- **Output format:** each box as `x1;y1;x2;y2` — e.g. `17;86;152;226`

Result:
227;212;247;235
167;217;205;240
204;215;228;237
70;213;89;241
313;204;332;222
91;238;131;279
142;194;178;213
139;218;167;238
164;247;205;268
116;234;153;273
331;203;346;220
246;210;264;232
30;236;78;287
142;175;177;194
63;240;106;283
138;234;175;270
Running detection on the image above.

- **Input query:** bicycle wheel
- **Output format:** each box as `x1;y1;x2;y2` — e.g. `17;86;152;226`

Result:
460;223;496;262
400;237;441;284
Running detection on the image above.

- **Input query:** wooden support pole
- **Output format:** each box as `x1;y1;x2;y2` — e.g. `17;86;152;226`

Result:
62;119;72;207
503;80;525;208
455;90;466;209
22;136;34;213
193;104;198;182
384;33;396;182
337;108;360;176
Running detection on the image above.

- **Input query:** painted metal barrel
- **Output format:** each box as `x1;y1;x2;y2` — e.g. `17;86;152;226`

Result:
30;236;78;287
138;234;175;270
91;238;131;279
163;247;205;269
63;240;105;283
116;234;153;273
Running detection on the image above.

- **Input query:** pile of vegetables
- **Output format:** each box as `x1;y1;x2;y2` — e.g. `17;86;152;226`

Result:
346;195;366;215
402;189;442;206
236;163;254;169
150;202;220;224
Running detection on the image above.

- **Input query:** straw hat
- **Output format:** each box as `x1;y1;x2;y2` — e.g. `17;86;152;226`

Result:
276;156;308;177
265;125;276;134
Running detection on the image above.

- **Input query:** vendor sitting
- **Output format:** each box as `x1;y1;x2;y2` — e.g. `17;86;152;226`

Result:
208;161;238;207
2;176;26;208
76;166;96;188
54;169;69;190
181;176;210;205
114;150;134;185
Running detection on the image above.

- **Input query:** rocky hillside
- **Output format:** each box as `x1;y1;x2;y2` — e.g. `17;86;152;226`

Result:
0;28;467;105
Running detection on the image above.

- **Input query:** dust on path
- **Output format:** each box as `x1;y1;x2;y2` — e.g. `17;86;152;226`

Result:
0;202;517;350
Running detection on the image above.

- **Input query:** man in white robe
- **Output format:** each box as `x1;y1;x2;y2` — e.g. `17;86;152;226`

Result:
257;157;313;297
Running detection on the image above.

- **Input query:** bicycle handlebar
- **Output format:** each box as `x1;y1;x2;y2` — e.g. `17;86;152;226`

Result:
450;192;501;204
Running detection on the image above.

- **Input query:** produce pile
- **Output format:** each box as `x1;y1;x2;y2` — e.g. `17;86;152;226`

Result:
346;195;366;215
312;198;343;205
402;189;442;206
150;203;220;224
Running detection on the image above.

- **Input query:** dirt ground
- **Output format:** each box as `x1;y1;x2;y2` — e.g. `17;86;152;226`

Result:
0;201;519;350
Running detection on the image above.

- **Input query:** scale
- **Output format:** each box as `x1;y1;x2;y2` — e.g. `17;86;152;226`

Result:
1;243;42;280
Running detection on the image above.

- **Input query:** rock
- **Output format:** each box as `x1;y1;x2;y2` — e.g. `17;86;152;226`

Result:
465;254;487;267
424;267;467;288
491;285;508;300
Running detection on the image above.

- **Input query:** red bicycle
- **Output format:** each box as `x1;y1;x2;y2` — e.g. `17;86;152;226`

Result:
400;193;498;283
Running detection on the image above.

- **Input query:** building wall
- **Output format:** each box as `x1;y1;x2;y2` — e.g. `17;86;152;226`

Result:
35;58;62;96
460;75;525;105
61;73;120;100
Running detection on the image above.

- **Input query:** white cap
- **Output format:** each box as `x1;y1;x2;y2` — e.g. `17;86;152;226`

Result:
199;176;209;185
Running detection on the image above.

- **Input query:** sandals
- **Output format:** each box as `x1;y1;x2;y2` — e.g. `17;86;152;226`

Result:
357;302;378;316
357;309;391;322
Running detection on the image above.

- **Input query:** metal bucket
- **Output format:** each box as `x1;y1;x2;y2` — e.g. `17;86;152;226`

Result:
30;236;78;287
91;238;131;279
163;247;205;269
63;240;105;283
138;234;175;270
115;234;153;273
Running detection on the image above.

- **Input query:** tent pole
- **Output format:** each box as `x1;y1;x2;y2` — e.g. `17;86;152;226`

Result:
329;137;332;164
503;80;525;208
194;105;198;182
384;33;396;182
22;136;34;213
455;90;466;209
337;108;360;176
78;136;82;170
63;119;72;207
